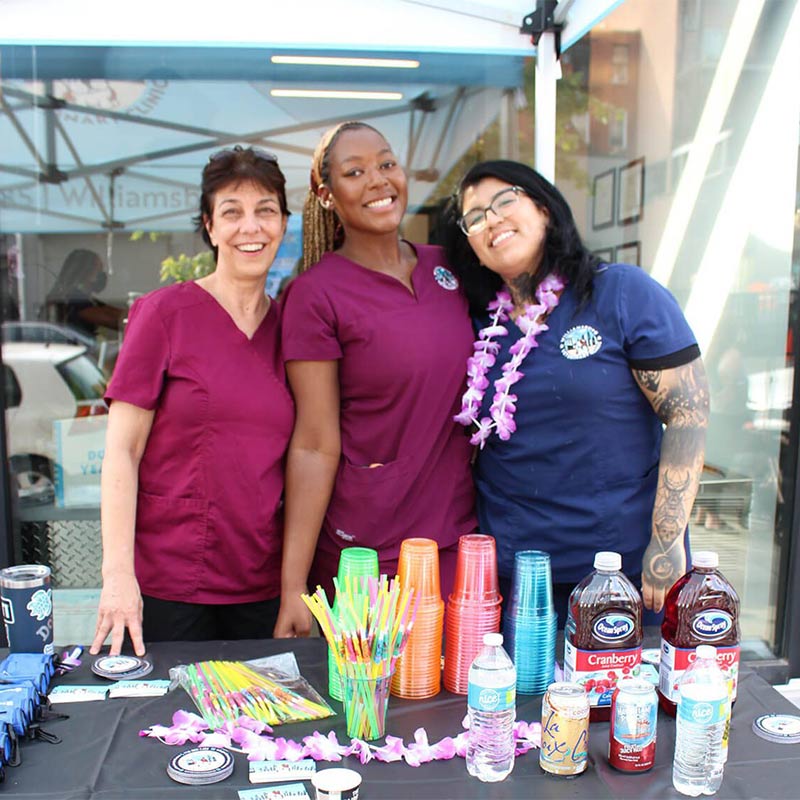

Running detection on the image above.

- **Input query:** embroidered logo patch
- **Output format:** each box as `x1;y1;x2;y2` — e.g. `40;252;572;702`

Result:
560;325;603;360
433;266;458;291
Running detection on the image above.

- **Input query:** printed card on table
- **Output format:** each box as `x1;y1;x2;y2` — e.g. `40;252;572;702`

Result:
108;679;171;698
249;759;316;783
239;783;310;800
48;685;109;703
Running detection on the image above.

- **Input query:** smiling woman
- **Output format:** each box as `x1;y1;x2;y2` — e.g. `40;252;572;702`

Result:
275;122;478;638
91;146;295;656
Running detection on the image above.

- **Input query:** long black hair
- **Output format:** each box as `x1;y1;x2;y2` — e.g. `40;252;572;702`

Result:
442;160;599;316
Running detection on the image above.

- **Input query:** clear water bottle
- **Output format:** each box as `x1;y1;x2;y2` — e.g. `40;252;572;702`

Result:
466;632;516;782
672;645;731;796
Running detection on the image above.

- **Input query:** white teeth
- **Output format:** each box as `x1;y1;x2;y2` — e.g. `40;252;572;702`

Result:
366;197;392;208
491;231;515;247
237;244;264;252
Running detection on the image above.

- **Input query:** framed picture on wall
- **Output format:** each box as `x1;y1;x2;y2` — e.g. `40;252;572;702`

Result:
592;247;614;263
615;240;641;265
592;168;616;230
618;157;645;225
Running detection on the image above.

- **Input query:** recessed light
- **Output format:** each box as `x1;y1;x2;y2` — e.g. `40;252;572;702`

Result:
271;55;420;69
270;89;404;100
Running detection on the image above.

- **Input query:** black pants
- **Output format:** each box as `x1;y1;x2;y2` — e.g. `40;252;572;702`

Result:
141;595;281;642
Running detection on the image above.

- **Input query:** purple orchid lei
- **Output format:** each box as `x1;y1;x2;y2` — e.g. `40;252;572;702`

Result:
140;710;541;767
454;274;565;448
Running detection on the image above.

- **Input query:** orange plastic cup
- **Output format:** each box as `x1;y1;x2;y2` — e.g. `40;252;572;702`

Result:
391;537;444;699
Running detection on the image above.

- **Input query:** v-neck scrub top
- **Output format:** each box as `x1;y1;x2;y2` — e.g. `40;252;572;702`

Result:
474;263;700;585
281;244;477;569
106;282;294;604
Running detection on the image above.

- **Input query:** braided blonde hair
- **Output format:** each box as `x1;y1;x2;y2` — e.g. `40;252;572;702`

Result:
301;121;383;272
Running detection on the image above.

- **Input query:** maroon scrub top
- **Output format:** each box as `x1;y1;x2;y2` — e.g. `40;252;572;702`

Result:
281;244;477;586
106;282;294;604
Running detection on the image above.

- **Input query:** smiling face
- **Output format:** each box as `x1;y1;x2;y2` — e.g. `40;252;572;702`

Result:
204;180;287;279
461;177;550;284
320;127;408;238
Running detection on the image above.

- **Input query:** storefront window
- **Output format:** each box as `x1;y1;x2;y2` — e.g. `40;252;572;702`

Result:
562;0;800;658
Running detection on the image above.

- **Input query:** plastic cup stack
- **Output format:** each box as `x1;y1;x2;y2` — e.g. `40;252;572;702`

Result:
391;538;444;699
443;534;502;695
328;547;379;701
503;550;557;694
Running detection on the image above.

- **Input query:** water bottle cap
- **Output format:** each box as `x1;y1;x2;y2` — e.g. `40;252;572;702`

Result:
696;644;717;660
483;633;503;647
594;551;622;571
693;551;719;569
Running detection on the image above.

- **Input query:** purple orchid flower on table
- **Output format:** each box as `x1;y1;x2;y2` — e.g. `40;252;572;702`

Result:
303;730;346;762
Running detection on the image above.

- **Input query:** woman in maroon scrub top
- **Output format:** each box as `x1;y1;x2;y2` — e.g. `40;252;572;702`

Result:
90;147;295;656
276;122;477;638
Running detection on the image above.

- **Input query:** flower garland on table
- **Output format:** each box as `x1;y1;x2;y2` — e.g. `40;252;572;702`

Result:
455;273;565;448
140;710;541;767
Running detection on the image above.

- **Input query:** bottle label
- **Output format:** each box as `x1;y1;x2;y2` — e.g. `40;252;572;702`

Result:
659;641;740;703
592;613;636;643
691;610;734;639
563;640;642;708
467;681;516;713
677;694;728;726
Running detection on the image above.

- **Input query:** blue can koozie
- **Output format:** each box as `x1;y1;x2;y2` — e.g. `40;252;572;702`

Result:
0;565;54;655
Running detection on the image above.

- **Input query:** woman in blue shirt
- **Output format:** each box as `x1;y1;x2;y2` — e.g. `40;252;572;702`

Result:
442;160;709;622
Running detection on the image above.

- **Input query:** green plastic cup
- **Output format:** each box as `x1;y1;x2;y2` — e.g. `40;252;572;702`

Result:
328;547;379;701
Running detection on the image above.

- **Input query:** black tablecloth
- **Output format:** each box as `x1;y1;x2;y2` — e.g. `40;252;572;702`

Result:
5;638;800;799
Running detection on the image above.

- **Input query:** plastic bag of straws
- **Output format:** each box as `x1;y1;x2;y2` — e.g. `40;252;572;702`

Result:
172;653;334;729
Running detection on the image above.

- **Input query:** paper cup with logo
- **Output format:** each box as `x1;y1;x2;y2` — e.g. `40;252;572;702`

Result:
312;767;362;800
0;565;54;654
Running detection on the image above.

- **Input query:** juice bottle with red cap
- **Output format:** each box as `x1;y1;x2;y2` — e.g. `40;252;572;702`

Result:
658;551;740;716
564;552;643;722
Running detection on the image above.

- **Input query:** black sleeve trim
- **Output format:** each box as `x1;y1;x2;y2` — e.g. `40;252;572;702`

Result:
628;344;701;371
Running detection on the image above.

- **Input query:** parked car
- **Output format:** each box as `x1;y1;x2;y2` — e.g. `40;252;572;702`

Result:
3;342;108;505
2;321;119;375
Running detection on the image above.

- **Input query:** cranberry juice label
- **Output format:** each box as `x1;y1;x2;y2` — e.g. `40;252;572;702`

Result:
659;641;740;703
564;640;642;708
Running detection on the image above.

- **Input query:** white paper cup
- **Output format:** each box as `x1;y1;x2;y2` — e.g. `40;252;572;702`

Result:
311;767;362;800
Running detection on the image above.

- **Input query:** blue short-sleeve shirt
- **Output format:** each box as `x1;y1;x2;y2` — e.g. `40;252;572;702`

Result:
474;264;699;583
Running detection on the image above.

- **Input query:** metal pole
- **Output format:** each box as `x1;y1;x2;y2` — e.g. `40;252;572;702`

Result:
534;30;560;181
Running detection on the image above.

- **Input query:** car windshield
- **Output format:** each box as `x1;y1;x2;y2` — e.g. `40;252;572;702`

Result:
56;354;107;401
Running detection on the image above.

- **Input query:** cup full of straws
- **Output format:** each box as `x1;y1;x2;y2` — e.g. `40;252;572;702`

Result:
303;574;418;741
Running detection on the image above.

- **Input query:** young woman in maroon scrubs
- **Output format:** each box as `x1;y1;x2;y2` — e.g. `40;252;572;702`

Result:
90;147;295;656
276;122;477;638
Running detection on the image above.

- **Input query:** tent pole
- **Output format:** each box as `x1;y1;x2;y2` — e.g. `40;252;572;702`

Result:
534;30;560;181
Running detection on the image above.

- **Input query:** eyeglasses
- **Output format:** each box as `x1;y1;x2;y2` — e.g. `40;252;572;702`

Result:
208;146;279;164
458;185;524;236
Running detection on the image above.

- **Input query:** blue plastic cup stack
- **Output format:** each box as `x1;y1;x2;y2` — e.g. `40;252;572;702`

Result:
503;550;557;695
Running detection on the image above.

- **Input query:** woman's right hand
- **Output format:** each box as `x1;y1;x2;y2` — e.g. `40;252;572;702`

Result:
90;571;145;656
273;591;313;638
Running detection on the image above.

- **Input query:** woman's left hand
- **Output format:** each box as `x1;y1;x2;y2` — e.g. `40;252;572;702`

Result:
641;538;686;612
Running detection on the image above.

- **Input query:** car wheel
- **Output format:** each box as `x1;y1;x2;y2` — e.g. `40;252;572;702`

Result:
10;455;56;505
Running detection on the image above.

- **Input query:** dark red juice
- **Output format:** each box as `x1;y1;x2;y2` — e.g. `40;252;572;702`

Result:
564;552;643;722
658;550;740;715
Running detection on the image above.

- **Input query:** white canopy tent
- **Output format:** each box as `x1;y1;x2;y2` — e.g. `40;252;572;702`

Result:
0;0;622;233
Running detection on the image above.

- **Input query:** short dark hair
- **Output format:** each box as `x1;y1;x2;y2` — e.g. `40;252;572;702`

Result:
193;146;290;261
441;160;598;315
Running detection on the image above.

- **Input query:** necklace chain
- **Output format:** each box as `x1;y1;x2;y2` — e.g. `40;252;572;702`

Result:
455;274;565;448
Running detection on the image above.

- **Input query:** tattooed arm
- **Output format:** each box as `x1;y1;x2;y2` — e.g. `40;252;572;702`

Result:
632;357;710;612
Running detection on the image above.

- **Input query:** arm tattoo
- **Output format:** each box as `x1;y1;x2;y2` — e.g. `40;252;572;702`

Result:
635;359;710;593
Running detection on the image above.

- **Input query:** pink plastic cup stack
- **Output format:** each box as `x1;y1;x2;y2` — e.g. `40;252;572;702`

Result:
443;534;502;694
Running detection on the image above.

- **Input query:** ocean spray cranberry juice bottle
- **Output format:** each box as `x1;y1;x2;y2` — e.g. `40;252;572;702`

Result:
658;551;740;716
564;551;643;722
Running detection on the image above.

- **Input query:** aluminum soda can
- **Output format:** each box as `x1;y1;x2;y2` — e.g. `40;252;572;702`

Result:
540;681;590;776
608;678;657;771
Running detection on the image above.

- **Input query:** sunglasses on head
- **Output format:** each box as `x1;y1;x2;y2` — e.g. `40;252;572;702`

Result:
208;146;279;164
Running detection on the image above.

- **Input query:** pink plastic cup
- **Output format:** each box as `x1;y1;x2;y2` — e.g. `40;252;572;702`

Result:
450;534;500;603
